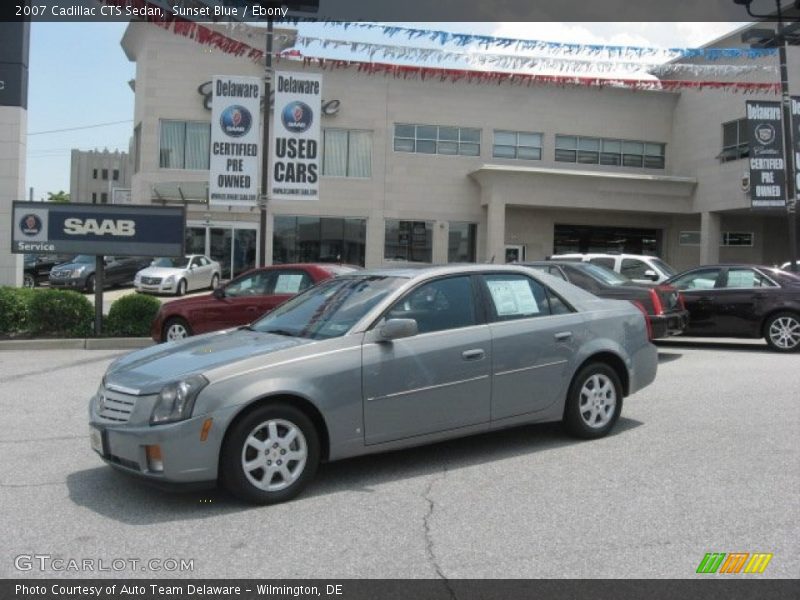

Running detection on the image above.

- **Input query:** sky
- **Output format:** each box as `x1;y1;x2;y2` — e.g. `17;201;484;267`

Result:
24;22;746;201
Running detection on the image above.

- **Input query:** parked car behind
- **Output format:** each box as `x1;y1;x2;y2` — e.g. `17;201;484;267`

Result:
23;253;73;288
135;255;221;296
524;260;688;338
49;255;151;293
151;263;359;342
90;264;658;504
550;252;677;284
665;264;800;352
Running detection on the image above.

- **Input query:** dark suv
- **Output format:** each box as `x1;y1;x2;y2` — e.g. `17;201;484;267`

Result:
23;254;73;288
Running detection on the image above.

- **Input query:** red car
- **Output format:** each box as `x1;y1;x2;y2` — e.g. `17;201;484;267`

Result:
151;263;359;342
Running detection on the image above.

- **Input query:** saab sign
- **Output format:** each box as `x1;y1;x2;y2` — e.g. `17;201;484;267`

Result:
10;201;185;257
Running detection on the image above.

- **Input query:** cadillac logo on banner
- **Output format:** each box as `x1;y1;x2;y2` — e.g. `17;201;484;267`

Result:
746;100;786;209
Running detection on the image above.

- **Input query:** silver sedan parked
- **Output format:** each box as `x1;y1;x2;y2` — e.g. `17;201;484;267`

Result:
89;265;658;504
134;255;221;296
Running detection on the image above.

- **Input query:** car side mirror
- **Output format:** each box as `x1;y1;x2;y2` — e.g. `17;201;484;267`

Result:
377;318;418;341
644;269;659;281
213;287;225;299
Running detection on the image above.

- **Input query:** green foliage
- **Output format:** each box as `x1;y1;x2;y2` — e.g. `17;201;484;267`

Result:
106;293;161;337
0;287;37;334
28;289;93;337
47;190;70;203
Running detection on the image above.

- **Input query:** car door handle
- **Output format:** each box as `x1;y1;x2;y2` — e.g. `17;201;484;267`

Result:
462;349;485;361
554;331;572;341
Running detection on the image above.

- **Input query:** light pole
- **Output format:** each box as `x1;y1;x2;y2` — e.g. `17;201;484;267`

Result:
259;16;273;267
734;0;799;272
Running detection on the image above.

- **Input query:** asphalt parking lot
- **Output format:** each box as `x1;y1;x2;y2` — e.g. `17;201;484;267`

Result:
0;340;797;579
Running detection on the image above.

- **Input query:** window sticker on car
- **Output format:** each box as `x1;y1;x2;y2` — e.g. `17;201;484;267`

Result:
487;279;540;316
274;274;305;294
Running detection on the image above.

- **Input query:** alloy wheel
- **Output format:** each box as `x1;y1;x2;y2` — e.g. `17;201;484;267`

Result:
578;373;617;429
241;419;308;492
165;322;189;341
769;315;800;350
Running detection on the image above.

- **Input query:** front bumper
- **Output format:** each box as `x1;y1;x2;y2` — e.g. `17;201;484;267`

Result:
135;281;177;295
49;276;87;290
650;310;689;339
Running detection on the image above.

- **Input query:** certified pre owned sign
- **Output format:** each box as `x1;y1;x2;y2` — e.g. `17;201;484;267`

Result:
10;201;185;257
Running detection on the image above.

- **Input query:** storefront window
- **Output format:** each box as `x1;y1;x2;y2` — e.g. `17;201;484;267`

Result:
448;223;477;263
554;224;660;256
385;220;432;263
273;216;366;266
159;120;211;170
187;224;258;280
323;129;372;177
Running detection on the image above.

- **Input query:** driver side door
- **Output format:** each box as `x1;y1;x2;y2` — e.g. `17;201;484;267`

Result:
204;270;273;329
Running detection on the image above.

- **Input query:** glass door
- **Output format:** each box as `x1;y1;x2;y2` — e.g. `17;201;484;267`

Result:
210;227;233;279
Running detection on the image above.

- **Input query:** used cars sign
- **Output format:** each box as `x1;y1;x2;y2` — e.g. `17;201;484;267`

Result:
10;201;185;257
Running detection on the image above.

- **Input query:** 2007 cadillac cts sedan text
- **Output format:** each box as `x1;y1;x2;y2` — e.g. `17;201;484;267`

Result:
89;265;658;504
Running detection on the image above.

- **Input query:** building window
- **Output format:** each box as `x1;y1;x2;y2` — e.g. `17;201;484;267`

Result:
448;222;477;263
394;124;480;157
385;220;433;263
91;192;97;203
322;129;372;177
159;120;211;170
101;192;108;204
113;169;120;181
721;118;749;162
722;232;754;247
679;231;701;246
101;169;108;180
555;135;665;169
133;124;141;173
92;169;98;179
492;130;542;160
273;216;367;266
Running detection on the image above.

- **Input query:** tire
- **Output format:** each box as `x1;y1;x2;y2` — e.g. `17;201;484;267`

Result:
220;403;320;505
764;311;800;352
23;273;36;288
563;362;623;439
162;317;192;342
176;279;187;297
210;273;219;290
85;274;96;294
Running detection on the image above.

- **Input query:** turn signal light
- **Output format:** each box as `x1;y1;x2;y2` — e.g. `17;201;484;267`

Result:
145;445;164;472
200;418;213;442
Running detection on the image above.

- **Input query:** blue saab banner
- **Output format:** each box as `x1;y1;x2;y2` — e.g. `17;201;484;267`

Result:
10;201;185;257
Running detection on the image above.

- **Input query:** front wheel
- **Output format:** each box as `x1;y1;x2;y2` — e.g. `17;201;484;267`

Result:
162;317;192;342
210;273;219;290
23;273;36;288
764;311;800;352
220;404;320;505
85;274;96;294
563;363;623;439
175;279;187;296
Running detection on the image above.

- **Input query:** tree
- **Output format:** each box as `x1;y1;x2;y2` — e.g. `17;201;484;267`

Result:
47;191;70;203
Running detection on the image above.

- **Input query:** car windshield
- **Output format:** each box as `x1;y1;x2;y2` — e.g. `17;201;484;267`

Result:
650;258;676;276
769;269;800;285
250;275;406;340
576;263;631;286
152;257;190;268
72;255;95;264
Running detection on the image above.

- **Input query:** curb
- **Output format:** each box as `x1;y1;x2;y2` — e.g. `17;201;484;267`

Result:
0;338;155;351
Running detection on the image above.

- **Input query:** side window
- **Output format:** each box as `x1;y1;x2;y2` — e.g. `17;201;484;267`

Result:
225;272;271;296
272;271;313;294
563;268;596;290
724;268;776;289
620;258;649;280
670;268;723;291
589;257;615;269
482;274;551;321
546;289;573;315
197;256;208;267
188;257;198;268
386;276;476;334
547;266;568;281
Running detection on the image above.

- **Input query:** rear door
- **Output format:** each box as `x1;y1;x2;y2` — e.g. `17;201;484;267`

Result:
712;267;778;336
669;268;724;334
479;272;581;420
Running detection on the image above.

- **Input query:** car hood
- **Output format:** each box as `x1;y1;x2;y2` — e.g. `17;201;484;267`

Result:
51;262;92;272
137;266;186;278
104;329;314;394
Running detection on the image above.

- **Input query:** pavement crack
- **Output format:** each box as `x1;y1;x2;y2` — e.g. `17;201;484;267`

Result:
0;481;65;489
422;462;457;600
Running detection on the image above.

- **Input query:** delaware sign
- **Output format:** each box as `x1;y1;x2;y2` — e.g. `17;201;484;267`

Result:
270;72;322;201
746;100;786;209
210;75;262;206
10;201;185;257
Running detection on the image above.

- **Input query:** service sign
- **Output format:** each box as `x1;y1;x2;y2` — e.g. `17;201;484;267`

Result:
791;96;800;208
270;71;322;201
10;201;185;257
746;100;786;209
209;75;262;206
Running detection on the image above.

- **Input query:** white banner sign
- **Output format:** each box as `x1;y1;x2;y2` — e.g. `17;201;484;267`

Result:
270;71;322;201
209;75;262;206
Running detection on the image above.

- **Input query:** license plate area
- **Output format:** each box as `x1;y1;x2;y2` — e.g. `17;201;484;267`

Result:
90;426;106;456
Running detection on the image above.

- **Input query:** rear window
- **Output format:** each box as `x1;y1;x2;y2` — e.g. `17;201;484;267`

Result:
650;258;676;276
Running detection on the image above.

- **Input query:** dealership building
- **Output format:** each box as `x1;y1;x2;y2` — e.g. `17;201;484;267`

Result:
118;21;800;279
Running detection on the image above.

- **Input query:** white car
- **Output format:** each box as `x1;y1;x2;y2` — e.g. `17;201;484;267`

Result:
550;253;677;284
134;255;221;296
780;261;799;271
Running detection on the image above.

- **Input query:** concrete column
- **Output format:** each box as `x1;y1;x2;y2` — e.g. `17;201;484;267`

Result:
432;220;448;264
486;199;506;265
0;106;26;287
700;211;721;265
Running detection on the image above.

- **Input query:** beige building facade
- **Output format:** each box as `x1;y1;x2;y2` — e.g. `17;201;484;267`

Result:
120;22;800;277
69;149;132;205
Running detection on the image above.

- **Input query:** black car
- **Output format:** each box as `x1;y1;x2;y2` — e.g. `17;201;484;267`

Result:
524;261;689;339
23;254;73;288
665;264;800;352
49;255;152;293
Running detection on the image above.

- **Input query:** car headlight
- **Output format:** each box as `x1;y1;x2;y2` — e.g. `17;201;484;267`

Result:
150;374;208;425
164;275;175;284
72;266;86;277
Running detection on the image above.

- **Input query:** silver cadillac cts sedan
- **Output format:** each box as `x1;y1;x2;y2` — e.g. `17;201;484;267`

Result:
89;265;658;504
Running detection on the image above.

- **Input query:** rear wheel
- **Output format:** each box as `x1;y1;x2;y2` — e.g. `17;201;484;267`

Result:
220;403;320;504
162;317;192;342
563;363;623;439
764;311;800;352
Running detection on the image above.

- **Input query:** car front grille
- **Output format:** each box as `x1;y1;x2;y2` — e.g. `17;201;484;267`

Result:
141;277;162;285
97;388;137;423
50;270;71;279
